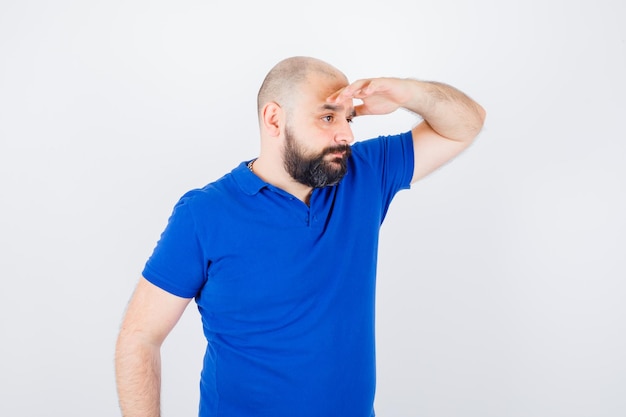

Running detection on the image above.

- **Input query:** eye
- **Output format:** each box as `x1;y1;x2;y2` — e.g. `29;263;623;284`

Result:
322;115;334;123
346;117;354;124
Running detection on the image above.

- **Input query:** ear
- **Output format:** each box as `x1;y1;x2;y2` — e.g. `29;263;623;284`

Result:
261;102;283;138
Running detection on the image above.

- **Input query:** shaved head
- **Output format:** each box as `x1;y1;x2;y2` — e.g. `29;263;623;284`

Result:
257;56;347;118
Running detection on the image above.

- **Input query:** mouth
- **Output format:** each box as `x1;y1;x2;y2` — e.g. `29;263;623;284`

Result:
322;145;351;166
325;146;349;158
325;152;347;165
328;151;346;158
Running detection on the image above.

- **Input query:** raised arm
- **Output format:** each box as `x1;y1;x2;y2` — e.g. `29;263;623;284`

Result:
328;77;486;182
115;277;192;417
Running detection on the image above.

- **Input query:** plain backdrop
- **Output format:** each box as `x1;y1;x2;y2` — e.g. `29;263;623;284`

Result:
1;1;625;416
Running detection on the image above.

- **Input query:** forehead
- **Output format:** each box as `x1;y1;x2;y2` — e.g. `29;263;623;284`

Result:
297;72;350;110
307;71;347;96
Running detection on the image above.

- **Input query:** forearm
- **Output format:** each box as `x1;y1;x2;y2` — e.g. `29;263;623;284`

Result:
405;80;486;143
115;334;162;417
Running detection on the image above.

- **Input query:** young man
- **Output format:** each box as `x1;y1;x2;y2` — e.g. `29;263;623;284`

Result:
115;56;486;417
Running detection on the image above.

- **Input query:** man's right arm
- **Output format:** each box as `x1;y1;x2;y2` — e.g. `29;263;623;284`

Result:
115;277;192;417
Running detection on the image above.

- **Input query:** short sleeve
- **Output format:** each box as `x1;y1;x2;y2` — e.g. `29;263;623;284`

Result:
142;194;208;298
351;131;414;216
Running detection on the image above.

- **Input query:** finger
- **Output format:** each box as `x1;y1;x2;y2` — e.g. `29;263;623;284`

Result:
325;86;342;102
328;79;371;102
353;103;372;117
327;87;359;103
327;88;364;107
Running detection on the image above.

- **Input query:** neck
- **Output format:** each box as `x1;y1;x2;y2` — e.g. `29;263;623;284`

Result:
249;156;314;204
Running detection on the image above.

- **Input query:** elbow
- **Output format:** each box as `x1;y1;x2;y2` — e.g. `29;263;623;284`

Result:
473;102;487;132
477;103;487;127
466;103;486;142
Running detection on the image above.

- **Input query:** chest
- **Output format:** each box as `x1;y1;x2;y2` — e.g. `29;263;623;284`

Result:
195;184;383;319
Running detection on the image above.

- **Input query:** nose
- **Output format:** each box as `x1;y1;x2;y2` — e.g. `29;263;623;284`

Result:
334;119;354;145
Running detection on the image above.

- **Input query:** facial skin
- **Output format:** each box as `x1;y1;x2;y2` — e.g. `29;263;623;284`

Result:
281;74;356;188
283;123;352;188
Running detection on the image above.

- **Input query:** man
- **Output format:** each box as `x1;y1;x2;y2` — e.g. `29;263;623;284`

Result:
115;56;486;417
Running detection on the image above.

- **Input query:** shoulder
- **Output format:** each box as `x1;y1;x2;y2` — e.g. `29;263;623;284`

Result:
172;164;245;215
349;131;413;170
341;131;414;195
351;131;413;158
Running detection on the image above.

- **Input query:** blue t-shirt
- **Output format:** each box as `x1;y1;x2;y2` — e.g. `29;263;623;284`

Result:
143;132;414;417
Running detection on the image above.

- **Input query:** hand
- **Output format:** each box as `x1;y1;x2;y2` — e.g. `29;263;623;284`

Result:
326;77;414;118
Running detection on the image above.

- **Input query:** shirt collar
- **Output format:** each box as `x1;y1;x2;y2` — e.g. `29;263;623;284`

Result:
232;160;268;195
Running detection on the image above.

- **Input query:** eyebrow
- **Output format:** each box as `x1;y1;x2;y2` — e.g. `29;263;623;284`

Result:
320;103;356;118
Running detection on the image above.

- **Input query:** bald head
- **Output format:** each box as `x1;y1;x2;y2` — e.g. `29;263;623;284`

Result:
257;56;347;118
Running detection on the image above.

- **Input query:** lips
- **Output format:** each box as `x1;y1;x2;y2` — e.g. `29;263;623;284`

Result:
325;146;349;157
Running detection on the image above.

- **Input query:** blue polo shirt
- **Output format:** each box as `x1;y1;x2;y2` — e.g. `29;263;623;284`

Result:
143;131;414;417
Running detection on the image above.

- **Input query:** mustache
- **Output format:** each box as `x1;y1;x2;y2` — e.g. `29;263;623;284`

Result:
322;144;351;156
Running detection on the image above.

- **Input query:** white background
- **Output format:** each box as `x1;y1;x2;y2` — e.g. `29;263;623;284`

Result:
1;1;625;416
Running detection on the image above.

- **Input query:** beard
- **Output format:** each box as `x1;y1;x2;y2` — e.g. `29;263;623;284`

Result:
283;126;352;188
